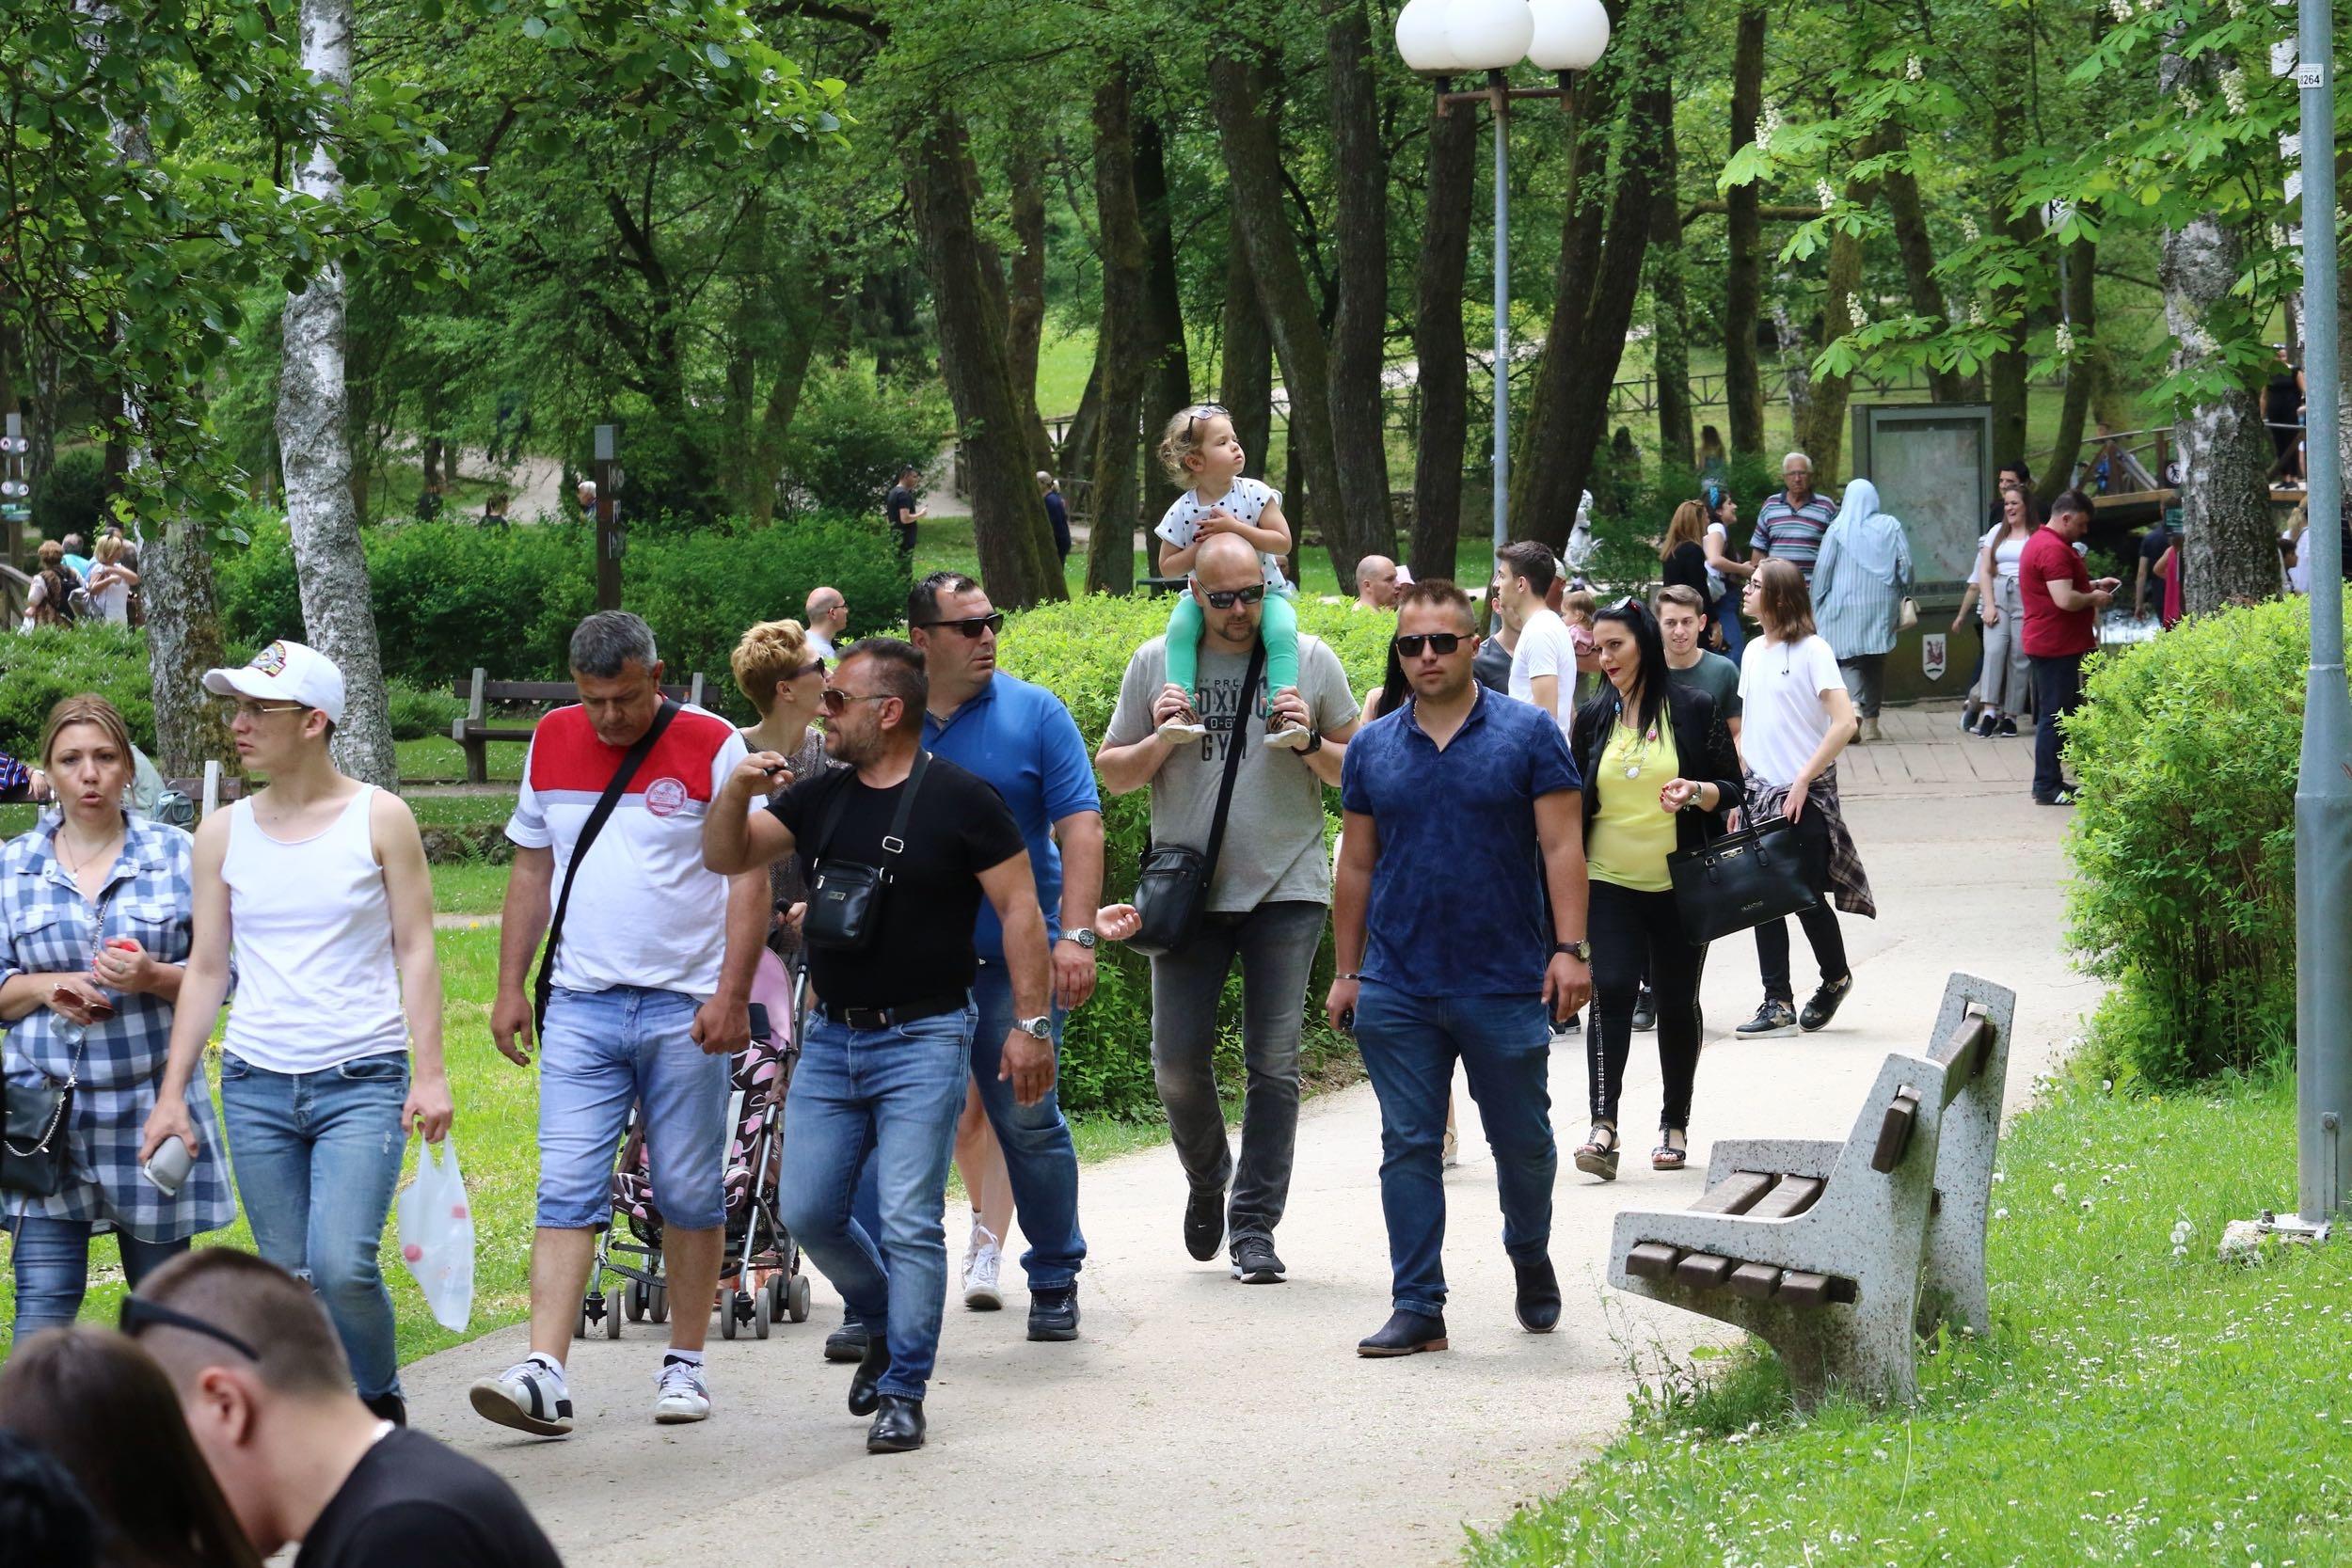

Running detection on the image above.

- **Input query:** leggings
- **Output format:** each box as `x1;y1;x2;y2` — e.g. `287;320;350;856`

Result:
1586;879;1708;1132
1166;588;1300;698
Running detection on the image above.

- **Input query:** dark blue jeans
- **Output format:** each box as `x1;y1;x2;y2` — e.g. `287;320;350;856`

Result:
966;959;1082;1289
8;1218;186;1337
1351;984;1557;1318
2030;652;2084;800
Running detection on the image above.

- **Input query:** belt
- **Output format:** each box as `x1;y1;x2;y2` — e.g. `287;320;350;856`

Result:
816;996;965;1031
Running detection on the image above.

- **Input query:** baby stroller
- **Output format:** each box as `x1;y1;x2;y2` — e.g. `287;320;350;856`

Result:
579;990;814;1341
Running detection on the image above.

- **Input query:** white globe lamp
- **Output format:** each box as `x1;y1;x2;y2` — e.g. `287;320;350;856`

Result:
1526;0;1610;71
1446;0;1535;71
1395;0;1463;72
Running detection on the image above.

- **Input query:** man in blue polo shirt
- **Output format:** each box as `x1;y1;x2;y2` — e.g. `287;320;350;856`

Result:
1327;578;1591;1358
908;571;1101;1341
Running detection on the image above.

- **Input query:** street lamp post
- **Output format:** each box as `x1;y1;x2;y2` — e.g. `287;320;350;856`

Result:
1395;0;1611;571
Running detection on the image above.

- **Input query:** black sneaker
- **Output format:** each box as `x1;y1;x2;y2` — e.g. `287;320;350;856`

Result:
1184;1186;1225;1261
1630;987;1656;1033
1996;717;2019;737
1799;974;1854;1032
1734;1000;1799;1039
2035;788;2077;807
1026;1285;1080;1341
823;1321;870;1364
1231;1236;1287;1284
362;1391;408;1427
1551;1009;1581;1037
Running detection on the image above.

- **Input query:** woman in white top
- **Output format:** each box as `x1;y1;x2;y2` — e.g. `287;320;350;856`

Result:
1701;480;1754;659
1730;560;1871;1040
1970;482;2039;737
84;536;136;625
141;640;448;1425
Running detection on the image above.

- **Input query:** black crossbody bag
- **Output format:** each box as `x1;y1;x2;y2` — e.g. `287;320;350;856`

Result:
802;751;930;953
1128;640;1266;958
534;700;678;1037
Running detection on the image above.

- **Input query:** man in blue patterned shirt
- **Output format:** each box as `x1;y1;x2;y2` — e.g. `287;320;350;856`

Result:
1750;451;1839;582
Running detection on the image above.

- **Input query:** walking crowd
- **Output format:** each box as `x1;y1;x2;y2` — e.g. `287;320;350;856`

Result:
0;407;2176;1568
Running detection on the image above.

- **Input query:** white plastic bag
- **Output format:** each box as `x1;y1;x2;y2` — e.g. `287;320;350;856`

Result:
396;1139;475;1332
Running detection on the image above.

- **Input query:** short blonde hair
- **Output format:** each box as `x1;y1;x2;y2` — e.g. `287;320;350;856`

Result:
731;619;814;717
94;535;127;565
1560;589;1597;626
1156;404;1225;486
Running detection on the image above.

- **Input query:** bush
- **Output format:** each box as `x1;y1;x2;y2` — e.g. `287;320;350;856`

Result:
2065;596;2350;1085
386;679;463;741
29;448;112;546
778;363;954;518
0;626;157;759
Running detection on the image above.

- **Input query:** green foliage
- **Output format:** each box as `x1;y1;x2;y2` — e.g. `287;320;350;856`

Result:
0;626;157;758
2064;597;2346;1085
385;678;465;741
28;449;112;544
780;364;956;517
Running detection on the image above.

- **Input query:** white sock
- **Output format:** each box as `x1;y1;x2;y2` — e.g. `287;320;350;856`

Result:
525;1353;565;1385
663;1348;706;1369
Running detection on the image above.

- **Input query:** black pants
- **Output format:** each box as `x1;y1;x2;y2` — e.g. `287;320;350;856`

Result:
1587;880;1708;1131
2030;652;2084;800
1753;805;1850;1003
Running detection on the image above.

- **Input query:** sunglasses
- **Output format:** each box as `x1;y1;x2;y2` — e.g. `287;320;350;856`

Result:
1186;402;1231;439
1393;632;1471;657
914;612;1005;638
819;688;892;716
119;1295;262;1362
1196;583;1266;610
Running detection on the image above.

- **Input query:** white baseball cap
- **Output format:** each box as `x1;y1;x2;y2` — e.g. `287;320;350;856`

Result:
203;640;346;724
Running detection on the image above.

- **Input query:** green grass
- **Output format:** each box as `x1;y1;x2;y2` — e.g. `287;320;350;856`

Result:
1469;1075;2352;1567
397;734;523;784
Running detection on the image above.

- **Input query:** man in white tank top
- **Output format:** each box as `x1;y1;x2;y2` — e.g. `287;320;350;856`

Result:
141;640;451;1427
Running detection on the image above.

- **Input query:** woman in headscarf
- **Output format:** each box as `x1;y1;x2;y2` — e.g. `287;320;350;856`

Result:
1808;477;1913;744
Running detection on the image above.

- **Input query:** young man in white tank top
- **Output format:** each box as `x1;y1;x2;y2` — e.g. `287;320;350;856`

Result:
142;640;450;1426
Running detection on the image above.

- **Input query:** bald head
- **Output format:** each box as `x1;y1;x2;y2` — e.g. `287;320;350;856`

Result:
1193;531;1262;584
1355;554;1399;608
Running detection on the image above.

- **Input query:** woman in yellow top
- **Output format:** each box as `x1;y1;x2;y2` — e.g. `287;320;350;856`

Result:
1566;599;1743;1179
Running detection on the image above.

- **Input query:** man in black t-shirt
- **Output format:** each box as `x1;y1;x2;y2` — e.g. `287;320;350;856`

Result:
704;638;1050;1455
885;465;926;559
130;1250;563;1568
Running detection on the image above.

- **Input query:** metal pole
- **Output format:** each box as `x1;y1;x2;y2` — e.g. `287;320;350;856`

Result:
2294;0;2352;1227
593;422;622;612
1491;69;1511;561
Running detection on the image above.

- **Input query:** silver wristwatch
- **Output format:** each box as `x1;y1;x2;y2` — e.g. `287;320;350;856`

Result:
1062;927;1098;950
1017;1015;1054;1041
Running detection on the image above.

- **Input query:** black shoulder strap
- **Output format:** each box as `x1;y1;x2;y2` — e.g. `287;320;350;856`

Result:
1200;638;1268;883
535;700;679;1023
812;750;930;870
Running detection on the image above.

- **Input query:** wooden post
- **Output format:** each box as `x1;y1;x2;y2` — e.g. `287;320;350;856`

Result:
593;422;622;611
1;413;25;570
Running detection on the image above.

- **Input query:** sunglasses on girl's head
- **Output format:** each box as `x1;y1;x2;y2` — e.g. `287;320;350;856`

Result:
914;611;1005;638
1187;402;1232;438
1393;631;1470;657
1197;583;1266;610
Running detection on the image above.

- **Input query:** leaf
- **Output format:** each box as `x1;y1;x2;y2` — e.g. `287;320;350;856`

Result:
705;41;731;69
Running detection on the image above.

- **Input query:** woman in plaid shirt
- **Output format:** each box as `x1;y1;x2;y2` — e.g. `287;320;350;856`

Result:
2;696;233;1335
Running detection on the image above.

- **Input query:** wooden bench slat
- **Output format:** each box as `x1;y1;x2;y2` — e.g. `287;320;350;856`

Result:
1728;1262;1783;1300
1870;1090;1921;1173
1776;1271;1833;1307
1931;1013;1994;1081
1749;1174;1825;1220
1690;1170;1776;1216
1675;1253;1735;1289
1625;1243;1681;1280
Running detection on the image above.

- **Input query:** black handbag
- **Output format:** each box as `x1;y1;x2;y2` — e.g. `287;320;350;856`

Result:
1128;641;1266;958
2;1044;84;1198
535;699;679;1037
1667;816;1820;944
803;751;929;954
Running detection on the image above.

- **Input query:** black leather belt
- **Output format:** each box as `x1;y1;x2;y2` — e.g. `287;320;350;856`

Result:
817;996;965;1031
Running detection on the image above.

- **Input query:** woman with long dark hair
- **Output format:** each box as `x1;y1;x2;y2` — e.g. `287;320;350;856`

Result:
1701;481;1752;659
0;1326;262;1568
1971;480;2040;737
1567;600;1742;1178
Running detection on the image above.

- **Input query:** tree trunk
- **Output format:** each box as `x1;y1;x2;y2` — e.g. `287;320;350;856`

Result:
2039;232;2099;505
910;114;1066;608
1323;0;1399;577
1879;131;1971;404
1647;114;1695;475
1087;67;1147;596
1797;214;1863;478
1986;34;2032;471
276;0;398;789
1219;232;1274;481
1408;95;1477;582
143;515;238;776
1207;48;1357;587
1061;360;1100;497
1136;114;1193;436
1724;0;1768;456
1004;143;1055;481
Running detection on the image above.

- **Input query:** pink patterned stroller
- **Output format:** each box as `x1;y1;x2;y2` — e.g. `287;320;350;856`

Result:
579;991;813;1340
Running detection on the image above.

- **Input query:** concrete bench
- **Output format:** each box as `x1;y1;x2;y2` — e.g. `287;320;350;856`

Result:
449;669;708;784
1608;973;2016;1408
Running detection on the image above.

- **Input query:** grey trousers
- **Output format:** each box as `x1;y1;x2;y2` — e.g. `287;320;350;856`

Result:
1977;575;2032;714
1838;653;1887;719
1148;900;1327;1243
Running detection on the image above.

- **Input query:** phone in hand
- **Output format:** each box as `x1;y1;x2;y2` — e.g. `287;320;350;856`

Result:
1338;1006;1355;1036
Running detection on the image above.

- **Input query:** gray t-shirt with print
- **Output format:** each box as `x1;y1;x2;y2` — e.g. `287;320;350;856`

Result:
1106;632;1359;912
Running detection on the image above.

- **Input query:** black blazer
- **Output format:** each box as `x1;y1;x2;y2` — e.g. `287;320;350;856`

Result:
1570;681;1743;859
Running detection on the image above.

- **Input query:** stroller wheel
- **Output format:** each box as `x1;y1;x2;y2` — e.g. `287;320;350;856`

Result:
649;1285;670;1324
625;1281;646;1323
576;1298;590;1339
719;1291;739;1340
602;1291;624;1340
787;1274;812;1323
754;1287;772;1340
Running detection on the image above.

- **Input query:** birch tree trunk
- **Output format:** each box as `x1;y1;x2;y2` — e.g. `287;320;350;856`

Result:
276;0;398;788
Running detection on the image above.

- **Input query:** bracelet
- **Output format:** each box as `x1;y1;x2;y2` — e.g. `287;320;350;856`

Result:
1338;972;1363;981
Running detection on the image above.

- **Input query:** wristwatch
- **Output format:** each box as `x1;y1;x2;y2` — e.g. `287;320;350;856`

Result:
1016;1015;1054;1041
1553;939;1592;963
1300;729;1325;755
1061;927;1098;950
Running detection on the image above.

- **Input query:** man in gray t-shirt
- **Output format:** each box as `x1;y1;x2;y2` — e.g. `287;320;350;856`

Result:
1098;534;1359;1284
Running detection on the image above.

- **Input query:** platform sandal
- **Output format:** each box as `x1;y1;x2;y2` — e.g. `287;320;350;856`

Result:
1573;1123;1620;1181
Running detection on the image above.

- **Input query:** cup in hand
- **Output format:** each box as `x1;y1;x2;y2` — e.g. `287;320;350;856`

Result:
142;1134;195;1196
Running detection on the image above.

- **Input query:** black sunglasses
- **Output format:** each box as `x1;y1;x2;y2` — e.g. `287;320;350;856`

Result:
1196;583;1266;610
914;612;1005;638
1394;632;1471;657
119;1295;262;1362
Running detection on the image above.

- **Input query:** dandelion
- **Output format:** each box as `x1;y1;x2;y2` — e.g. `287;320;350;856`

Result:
1905;54;1923;81
2172;1218;2195;1246
1994;1207;2010;1220
2081;1197;2095;1212
2053;1180;2068;1198
2222;68;2249;116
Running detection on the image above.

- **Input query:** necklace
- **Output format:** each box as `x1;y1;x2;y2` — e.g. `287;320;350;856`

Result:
58;824;124;876
1619;719;1661;779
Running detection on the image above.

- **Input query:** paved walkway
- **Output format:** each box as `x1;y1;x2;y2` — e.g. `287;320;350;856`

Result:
403;708;2091;1565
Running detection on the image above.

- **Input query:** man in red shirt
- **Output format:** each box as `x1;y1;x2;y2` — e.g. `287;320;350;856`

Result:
2017;489;2121;805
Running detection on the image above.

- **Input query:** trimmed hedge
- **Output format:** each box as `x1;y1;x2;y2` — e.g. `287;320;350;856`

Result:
0;626;157;758
2066;596;2352;1085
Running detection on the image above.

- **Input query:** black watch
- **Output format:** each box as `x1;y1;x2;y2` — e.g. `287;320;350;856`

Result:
1553;939;1592;962
1301;728;1324;754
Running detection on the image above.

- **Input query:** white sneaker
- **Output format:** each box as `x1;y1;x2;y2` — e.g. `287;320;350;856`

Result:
1158;716;1210;744
652;1357;710;1424
469;1354;574;1436
963;1224;1005;1310
1263;722;1313;752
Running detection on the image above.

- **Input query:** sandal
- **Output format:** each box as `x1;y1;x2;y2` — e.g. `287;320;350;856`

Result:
1573;1124;1620;1182
1652;1130;1689;1172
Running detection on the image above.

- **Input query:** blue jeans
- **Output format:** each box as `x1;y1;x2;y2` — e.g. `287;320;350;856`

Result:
1713;588;1746;661
1351;984;1557;1318
218;1052;409;1402
778;1004;975;1402
535;986;729;1232
2030;653;2084;801
8;1218;186;1337
965;959;1083;1289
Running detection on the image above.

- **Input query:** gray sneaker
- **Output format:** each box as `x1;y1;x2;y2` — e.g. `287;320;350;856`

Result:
1231;1236;1287;1284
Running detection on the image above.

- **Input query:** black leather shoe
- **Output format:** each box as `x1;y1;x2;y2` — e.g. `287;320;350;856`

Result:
1630;987;1657;1033
1799;974;1854;1032
361;1391;407;1427
1026;1285;1080;1341
823;1321;869;1364
1357;1308;1449;1357
1514;1257;1562;1334
1184;1187;1225;1261
847;1336;891;1417
866;1394;926;1453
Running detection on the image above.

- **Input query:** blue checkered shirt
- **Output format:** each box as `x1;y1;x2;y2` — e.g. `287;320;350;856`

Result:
2;816;235;1240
